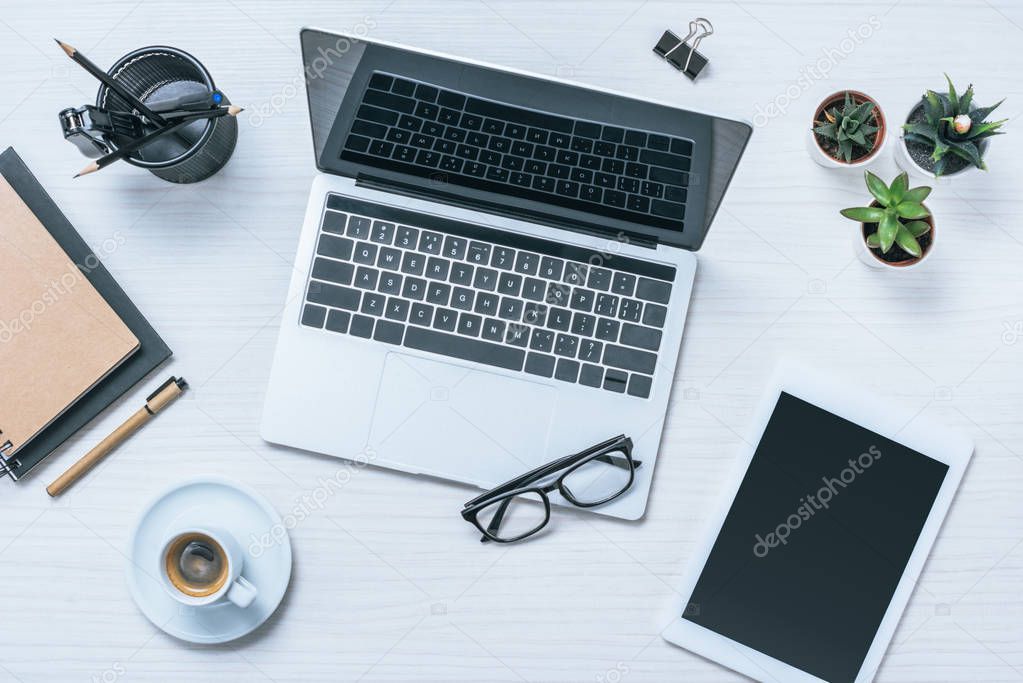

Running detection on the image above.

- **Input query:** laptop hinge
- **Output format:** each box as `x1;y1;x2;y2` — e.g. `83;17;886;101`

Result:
354;173;660;250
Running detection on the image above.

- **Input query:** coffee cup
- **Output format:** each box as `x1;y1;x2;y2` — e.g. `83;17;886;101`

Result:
158;526;258;608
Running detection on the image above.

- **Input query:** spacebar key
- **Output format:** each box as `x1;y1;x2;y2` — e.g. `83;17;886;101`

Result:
403;327;525;372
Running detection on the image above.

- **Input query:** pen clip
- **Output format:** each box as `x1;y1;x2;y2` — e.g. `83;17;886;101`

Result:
146;376;188;403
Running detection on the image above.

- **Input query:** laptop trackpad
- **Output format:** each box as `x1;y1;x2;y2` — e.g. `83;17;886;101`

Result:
367;352;557;485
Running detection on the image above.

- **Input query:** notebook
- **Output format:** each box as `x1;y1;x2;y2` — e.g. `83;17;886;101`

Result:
0;174;139;456
0;147;172;480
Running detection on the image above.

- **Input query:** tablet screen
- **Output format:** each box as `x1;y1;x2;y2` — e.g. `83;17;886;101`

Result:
683;392;949;683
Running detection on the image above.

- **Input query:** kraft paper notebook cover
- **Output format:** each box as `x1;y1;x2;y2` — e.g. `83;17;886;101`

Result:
0;147;172;481
0;174;140;457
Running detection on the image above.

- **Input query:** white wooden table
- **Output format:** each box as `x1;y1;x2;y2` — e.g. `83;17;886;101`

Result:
2;1;1022;680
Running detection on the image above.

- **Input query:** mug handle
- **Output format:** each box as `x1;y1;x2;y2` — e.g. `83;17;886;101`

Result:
226;575;258;608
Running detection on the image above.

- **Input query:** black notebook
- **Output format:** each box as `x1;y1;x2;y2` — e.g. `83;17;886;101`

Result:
0;147;172;481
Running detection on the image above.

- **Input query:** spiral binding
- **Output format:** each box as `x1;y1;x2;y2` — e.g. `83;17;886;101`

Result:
0;437;16;479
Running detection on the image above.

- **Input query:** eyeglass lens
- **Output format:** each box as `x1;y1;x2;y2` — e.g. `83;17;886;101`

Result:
475;490;547;541
561;448;633;505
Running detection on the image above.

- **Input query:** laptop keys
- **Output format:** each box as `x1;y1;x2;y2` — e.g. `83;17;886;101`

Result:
349;314;374;338
325;309;350;334
361;293;386;316
419;231;443;254
317;234;353;261
346;216;372;239
354;242;377;265
395;225;418;249
404;327;525;371
306;199;674;399
354;267;378;290
619;323;661;351
386;298;410;321
371;221;395;244
433;308;458;332
401;252;425;275
410;302;433;325
312;258;354;286
378;273;402;295
491;246;515;269
525;352;556;378
555;359;580;383
301;304;327;328
539;256;564;280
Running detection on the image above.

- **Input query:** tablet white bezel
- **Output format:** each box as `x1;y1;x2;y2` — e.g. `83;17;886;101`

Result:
662;362;973;683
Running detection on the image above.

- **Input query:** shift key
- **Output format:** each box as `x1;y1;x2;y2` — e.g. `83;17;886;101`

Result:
602;344;656;375
307;282;360;311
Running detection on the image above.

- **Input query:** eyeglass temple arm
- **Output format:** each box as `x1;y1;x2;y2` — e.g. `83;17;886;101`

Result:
595;453;642;469
481;496;514;542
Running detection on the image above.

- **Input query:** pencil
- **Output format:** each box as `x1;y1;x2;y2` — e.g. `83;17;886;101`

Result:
162;104;241;121
74;106;242;177
55;38;168;126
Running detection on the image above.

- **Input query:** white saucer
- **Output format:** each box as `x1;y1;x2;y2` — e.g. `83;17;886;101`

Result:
126;476;292;644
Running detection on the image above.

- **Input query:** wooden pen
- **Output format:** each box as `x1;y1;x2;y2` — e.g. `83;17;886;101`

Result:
46;377;188;497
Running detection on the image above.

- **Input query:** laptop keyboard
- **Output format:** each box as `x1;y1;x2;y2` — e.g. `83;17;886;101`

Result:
300;194;676;399
340;72;692;232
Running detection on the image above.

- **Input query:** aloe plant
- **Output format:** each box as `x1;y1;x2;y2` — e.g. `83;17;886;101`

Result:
903;75;1007;175
840;172;932;258
813;92;879;163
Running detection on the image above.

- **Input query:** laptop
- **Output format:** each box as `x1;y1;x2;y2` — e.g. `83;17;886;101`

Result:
261;29;752;520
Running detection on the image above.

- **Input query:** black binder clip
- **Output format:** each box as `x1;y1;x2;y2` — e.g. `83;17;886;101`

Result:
58;105;145;159
653;18;713;80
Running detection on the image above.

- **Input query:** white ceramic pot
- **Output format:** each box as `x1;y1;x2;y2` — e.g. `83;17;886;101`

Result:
893;101;987;182
808;90;888;169
852;202;935;271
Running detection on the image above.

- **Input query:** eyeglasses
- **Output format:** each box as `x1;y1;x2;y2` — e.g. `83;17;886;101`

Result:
461;435;640;543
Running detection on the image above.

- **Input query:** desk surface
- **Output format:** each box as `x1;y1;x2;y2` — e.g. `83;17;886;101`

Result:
2;1;1022;681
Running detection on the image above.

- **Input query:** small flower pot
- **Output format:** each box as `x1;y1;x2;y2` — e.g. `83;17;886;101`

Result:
894;101;989;181
808;90;887;169
854;200;935;270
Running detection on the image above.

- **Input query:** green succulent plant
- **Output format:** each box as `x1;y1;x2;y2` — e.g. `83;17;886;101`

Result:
840;171;932;259
903;75;1007;175
813;92;879;163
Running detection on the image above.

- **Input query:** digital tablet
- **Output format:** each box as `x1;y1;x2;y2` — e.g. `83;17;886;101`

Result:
663;365;972;683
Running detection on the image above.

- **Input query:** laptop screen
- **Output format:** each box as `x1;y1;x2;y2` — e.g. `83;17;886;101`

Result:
299;29;751;251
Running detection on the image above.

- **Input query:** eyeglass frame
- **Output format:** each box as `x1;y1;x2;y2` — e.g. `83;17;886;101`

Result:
461;434;640;543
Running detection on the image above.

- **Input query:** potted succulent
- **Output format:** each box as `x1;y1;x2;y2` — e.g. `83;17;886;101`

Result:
896;75;1007;179
808;90;887;168
840;171;933;270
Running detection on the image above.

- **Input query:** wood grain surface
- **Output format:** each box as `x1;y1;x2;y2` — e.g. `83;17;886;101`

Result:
1;1;1021;681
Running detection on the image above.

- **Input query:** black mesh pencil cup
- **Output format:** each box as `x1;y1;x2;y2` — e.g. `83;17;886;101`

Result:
98;46;237;183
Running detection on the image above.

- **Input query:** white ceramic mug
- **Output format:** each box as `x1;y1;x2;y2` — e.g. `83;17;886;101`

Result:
158;526;258;608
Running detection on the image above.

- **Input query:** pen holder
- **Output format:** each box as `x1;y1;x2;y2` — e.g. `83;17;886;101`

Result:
98;46;237;183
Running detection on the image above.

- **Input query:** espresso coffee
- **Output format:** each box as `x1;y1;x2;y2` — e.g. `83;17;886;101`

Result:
164;532;229;597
